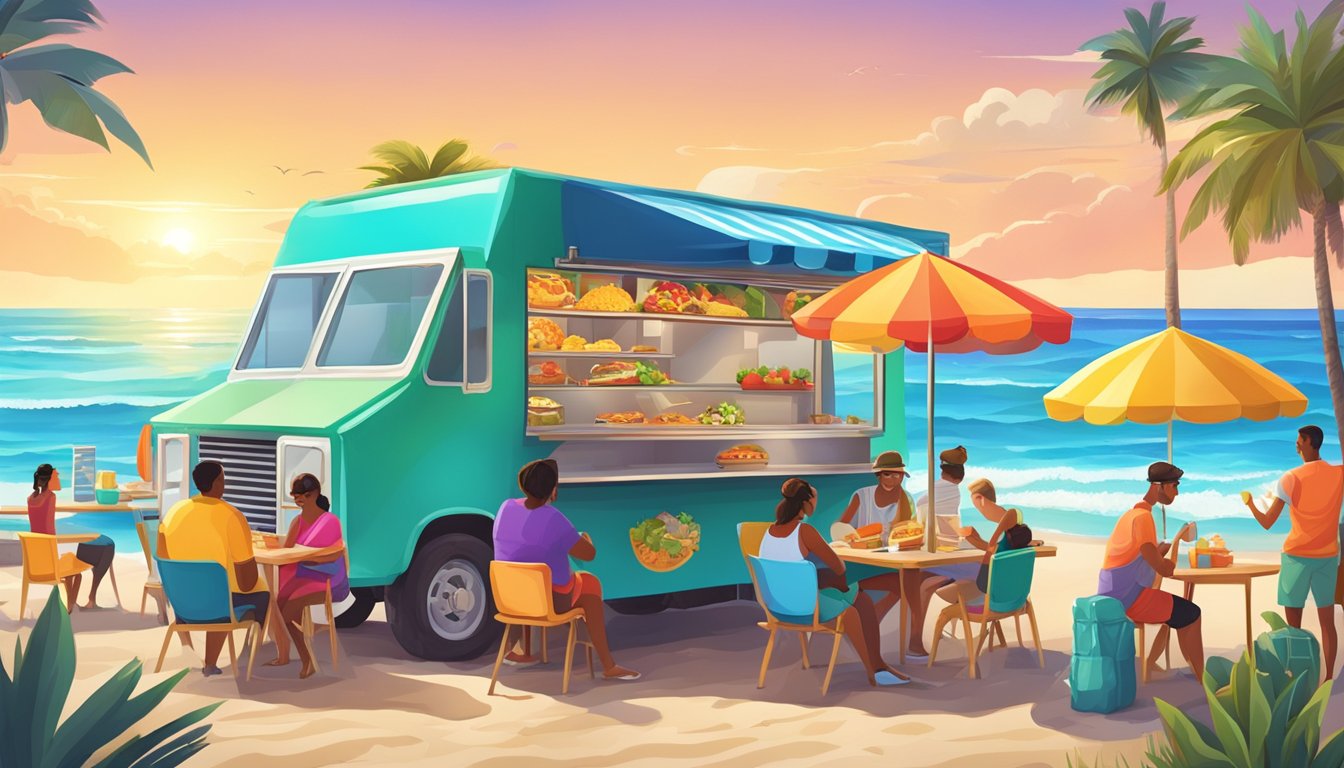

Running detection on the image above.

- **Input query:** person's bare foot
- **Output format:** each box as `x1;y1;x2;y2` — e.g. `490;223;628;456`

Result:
601;665;640;680
883;665;910;681
263;657;291;667
299;663;316;680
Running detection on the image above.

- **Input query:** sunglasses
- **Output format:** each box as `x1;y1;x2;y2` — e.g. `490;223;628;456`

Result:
290;490;314;499
877;470;908;478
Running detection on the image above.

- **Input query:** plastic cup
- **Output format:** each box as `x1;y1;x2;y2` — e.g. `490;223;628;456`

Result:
1240;491;1252;504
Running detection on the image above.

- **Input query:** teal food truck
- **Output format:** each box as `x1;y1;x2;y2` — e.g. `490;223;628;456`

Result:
150;168;948;660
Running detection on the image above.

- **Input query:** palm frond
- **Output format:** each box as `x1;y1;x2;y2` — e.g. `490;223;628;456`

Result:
0;0;102;53
0;43;131;85
428;139;468;176
2;67;151;166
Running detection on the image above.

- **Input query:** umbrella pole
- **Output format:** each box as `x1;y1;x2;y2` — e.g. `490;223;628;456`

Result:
927;324;936;553
1161;422;1173;539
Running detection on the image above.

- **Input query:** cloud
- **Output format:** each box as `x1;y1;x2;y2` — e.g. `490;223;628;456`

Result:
0;172;87;180
491;142;518;152
0;192;265;283
694;166;823;200
62;199;299;214
982;51;1102;63
676;144;771;157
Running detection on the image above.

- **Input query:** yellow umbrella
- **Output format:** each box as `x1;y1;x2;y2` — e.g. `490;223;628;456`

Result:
1044;327;1307;534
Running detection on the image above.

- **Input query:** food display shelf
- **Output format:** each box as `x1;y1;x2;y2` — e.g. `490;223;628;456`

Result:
527;350;675;360
526;424;879;441
529;307;792;327
557;462;877;484
526;384;813;393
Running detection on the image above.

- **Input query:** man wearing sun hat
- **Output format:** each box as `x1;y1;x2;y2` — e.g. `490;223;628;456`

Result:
1098;461;1204;684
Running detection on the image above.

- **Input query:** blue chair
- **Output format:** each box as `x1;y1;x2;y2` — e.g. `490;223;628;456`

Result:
154;558;261;681
928;547;1043;678
742;542;850;695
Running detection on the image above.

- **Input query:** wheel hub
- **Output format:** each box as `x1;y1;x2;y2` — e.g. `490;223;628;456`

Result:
426;560;486;641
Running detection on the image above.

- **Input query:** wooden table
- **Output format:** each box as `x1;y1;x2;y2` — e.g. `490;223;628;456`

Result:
1170;563;1280;653
253;543;347;647
0;501;141;515
835;545;1058;662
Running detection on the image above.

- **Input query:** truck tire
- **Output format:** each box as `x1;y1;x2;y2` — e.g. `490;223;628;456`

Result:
334;587;378;629
386;533;500;661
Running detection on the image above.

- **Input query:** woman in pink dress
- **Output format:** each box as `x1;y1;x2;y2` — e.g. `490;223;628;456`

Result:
264;473;348;679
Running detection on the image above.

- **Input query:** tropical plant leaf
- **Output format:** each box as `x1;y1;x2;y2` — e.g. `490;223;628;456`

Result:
1313;725;1344;768
1281;680;1331;766
1154;697;1236;766
94;697;221;768
1206;675;1253;768
1261;611;1289;632
47;659;144;768
12;588;76;768
3;67;151;166
428;139;468;176
0;0;102;54
0;43;130;84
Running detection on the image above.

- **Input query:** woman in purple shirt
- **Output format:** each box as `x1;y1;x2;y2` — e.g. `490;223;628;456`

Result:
493;459;640;681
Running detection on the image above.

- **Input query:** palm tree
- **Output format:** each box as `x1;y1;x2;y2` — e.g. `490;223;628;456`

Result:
1081;3;1214;329
360;139;499;188
0;0;151;167
1163;2;1344;449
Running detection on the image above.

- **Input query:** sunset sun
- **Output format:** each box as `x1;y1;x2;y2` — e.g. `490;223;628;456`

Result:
160;227;195;254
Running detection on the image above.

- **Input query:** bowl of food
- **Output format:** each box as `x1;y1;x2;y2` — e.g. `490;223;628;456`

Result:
630;511;701;572
94;488;120;505
526;396;564;426
262;533;282;550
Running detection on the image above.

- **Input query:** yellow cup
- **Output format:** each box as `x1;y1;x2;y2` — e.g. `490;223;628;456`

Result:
1240;491;1252;504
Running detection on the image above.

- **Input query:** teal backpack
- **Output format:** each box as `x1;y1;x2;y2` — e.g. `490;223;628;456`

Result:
1256;611;1321;686
1070;595;1136;713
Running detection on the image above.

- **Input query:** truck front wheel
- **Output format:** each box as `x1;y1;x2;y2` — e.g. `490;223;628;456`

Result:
386;534;500;661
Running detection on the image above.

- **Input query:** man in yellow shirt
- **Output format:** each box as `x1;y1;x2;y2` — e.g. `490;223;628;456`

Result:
158;460;270;677
1245;425;1344;681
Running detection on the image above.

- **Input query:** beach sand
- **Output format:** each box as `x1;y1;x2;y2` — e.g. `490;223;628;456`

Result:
2;535;1343;768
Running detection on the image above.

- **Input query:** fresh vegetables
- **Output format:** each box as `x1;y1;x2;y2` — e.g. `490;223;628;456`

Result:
736;365;813;387
630;511;702;571
635;361;670;385
784;290;815;317
699;402;745;425
642;281;694;313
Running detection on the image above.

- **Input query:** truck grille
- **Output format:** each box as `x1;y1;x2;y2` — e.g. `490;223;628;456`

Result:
198;435;278;533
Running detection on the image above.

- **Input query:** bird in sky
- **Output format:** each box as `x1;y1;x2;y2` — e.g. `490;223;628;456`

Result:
244;189;255;196
846;65;878;76
302;170;324;176
273;165;295;175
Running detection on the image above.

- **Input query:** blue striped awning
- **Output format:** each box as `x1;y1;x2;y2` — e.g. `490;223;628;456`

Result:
561;181;946;276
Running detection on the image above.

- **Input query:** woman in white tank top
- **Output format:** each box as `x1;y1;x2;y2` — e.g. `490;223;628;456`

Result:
759;478;910;686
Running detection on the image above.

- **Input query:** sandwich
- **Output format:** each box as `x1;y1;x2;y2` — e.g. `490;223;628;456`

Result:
528;361;567;385
596;411;646;424
631;345;659;353
844;522;884;550
585;361;640;386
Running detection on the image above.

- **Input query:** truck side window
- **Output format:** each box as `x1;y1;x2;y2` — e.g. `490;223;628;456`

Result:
426;276;466;385
465;272;491;391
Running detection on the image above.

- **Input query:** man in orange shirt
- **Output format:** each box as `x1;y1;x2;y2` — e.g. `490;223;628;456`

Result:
1098;462;1204;683
1244;425;1344;680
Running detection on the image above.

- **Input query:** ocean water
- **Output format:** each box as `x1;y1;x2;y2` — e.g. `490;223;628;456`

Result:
0;307;1338;553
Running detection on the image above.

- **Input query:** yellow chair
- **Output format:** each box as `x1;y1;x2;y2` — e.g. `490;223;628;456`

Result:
300;550;351;672
487;561;594;695
928;548;1044;678
738;522;851;695
17;533;95;618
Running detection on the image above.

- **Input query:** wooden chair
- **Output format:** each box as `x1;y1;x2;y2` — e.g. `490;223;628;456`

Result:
739;522;854;695
154;558;262;681
300;550;351;672
928;548;1044;678
18;532;96;618
487;561;594;695
136;519;167;622
1136;536;1187;683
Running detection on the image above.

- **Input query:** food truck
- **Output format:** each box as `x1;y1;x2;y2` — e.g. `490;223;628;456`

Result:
149;168;949;661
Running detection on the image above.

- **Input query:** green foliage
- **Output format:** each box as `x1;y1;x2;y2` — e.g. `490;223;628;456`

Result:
0;0;151;165
1080;2;1216;148
1142;611;1344;767
1065;749;1135;768
1162;2;1344;264
0;587;221;768
359;139;500;188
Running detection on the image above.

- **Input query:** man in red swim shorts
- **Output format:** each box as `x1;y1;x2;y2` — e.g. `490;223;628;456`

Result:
1097;461;1204;683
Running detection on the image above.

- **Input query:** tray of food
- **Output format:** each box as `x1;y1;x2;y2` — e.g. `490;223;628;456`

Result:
630;511;701;572
650;411;699;425
583;361;670;386
888;520;926;550
843;522;885;549
527;271;576;309
737;366;814;390
715;444;768;469
527;361;570;385
699;402;745;425
595;411;646;424
525;396;564;426
574;284;637;313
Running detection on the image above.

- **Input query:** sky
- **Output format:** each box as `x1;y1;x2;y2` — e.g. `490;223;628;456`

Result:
0;0;1335;309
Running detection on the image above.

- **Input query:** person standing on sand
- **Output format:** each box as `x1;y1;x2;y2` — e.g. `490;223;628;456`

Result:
158;461;270;677
1244;425;1344;681
493;459;640;681
1098;462;1204;684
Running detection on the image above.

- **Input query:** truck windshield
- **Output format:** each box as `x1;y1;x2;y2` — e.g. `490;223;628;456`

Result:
317;264;444;367
238;272;338;370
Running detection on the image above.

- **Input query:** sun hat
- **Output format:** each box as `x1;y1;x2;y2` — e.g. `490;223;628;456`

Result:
1147;461;1184;484
872;451;907;472
938;445;968;466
